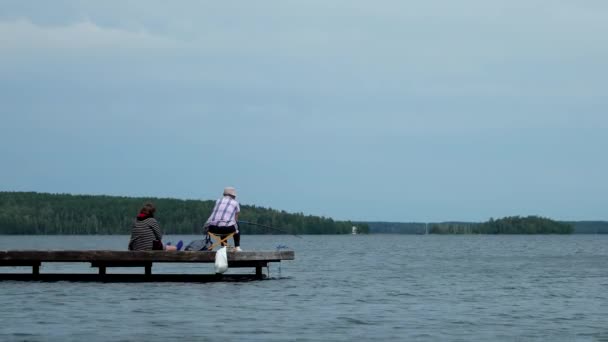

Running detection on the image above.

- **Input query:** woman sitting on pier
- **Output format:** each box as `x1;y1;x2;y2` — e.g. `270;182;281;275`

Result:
128;203;166;251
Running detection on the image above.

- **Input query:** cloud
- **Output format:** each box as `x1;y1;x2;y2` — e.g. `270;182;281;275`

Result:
3;1;608;73
0;19;181;55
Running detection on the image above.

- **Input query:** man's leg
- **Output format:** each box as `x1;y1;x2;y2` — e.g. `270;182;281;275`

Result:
233;231;240;247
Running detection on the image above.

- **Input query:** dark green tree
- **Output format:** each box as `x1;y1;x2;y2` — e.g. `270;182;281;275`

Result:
0;192;368;235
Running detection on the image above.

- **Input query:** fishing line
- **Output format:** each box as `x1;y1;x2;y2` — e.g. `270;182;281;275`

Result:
238;220;303;238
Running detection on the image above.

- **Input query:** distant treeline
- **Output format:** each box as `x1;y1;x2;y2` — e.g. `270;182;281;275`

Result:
430;216;572;234
0;192;368;235
367;216;606;234
566;221;608;234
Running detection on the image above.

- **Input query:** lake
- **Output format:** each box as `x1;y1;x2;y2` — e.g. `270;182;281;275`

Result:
0;234;607;341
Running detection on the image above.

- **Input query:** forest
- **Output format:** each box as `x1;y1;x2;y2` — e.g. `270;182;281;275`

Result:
429;216;573;234
0;192;368;235
368;216;580;234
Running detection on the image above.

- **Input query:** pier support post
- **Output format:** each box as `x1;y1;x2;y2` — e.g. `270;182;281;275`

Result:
255;266;262;279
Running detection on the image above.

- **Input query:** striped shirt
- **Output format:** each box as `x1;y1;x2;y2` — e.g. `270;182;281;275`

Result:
128;217;162;251
206;196;240;229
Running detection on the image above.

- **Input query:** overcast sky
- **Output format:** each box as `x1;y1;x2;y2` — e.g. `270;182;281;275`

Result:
1;1;606;222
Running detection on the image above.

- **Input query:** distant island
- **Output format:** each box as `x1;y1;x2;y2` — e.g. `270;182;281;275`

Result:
366;218;608;234
430;216;573;234
0;192;367;235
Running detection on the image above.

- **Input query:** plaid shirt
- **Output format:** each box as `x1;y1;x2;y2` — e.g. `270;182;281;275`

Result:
206;196;240;228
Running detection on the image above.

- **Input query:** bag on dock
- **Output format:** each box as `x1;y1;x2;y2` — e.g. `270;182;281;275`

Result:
214;246;228;274
152;240;164;250
184;236;212;251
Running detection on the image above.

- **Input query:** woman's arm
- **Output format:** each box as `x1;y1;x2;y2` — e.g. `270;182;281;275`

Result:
151;219;162;240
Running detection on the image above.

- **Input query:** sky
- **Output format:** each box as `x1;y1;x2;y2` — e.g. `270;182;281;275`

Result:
1;1;606;222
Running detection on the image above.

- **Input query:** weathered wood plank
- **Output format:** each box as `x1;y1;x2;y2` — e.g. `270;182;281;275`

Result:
0;250;294;263
0;250;293;281
91;261;152;268
0;273;267;282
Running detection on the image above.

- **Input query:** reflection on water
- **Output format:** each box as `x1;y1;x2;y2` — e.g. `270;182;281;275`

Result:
0;234;607;341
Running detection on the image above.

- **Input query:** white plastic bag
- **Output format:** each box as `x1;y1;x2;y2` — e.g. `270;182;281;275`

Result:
214;246;228;274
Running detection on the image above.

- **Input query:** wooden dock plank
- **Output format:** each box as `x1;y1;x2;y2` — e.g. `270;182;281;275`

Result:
0;250;294;282
0;250;294;263
0;273;268;282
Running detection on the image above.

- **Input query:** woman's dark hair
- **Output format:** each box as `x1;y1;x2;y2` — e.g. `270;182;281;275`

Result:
139;202;156;217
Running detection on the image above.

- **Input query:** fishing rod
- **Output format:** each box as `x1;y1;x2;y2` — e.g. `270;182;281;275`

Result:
238;220;303;238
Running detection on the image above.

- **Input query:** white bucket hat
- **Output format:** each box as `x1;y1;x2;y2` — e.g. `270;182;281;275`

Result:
223;187;237;197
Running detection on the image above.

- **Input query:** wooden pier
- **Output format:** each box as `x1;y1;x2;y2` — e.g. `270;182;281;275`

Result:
0;250;294;282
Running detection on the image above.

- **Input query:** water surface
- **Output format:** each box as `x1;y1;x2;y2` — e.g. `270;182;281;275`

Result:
0;234;607;341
